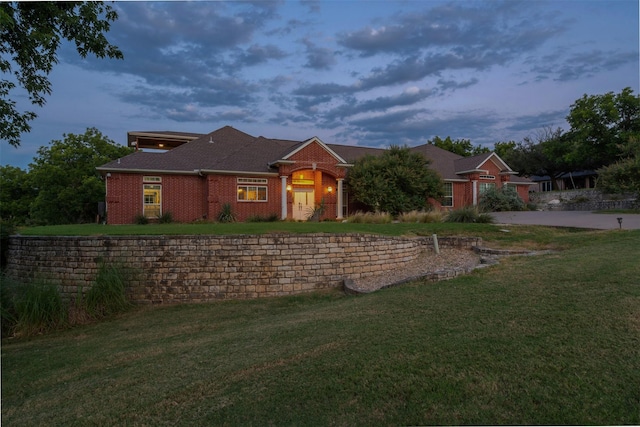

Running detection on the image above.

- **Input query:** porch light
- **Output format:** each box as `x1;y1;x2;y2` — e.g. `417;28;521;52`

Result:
286;185;292;191
327;186;333;193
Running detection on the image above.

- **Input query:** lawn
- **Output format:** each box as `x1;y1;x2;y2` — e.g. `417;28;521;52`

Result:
2;227;639;425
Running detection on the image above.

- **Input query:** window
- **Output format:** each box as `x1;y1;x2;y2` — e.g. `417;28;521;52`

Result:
479;175;495;180
541;181;552;192
238;177;267;184
143;176;162;182
237;186;267;201
143;184;161;218
479;182;495;194
441;182;453;207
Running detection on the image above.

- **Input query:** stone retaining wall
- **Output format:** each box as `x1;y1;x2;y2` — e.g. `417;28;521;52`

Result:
6;234;481;304
531;189;636;211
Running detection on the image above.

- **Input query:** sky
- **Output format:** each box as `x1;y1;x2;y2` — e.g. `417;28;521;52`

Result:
2;0;639;170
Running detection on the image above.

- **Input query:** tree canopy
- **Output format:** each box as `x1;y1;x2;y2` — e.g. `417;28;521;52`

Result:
25;128;133;225
428;136;490;157
1;2;122;146
347;145;443;216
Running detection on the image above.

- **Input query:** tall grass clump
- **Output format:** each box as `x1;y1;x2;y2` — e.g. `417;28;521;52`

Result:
12;278;67;336
1;274;19;337
158;211;174;224
85;262;133;318
217;203;236;223
445;206;494;223
398;210;443;223
346;211;393;224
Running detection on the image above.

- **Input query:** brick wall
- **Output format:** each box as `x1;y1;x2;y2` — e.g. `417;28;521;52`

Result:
6;234;481;304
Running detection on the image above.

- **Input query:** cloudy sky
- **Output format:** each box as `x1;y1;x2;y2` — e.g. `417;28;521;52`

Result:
2;0;638;169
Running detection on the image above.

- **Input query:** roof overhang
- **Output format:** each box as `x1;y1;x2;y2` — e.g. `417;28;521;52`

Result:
127;131;203;150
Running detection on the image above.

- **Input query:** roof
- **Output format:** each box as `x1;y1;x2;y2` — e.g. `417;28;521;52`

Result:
99;126;531;184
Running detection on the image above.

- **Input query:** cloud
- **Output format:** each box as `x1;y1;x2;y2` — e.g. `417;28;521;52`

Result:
505;109;568;132
529;49;639;81
301;38;337;70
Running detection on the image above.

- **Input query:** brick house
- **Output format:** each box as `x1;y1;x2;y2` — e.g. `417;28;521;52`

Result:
97;126;532;224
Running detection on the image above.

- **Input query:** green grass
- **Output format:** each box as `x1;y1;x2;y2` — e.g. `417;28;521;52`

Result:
2;228;639;425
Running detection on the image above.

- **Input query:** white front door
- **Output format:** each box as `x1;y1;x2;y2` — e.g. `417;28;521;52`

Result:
293;189;314;221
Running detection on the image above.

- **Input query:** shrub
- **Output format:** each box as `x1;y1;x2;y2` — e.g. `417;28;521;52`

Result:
134;214;149;225
13;278;67;337
478;187;525;212
1;274;19;337
445;206;494;223
217;203;236;223
158;211;174;224
1;219;16;270
247;213;280;222
85;262;133;318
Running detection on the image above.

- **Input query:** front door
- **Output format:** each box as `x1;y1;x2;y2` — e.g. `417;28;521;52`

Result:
293;189;314;221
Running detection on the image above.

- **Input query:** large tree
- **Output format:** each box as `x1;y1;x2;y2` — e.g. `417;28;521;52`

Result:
565;87;640;170
1;2;122;146
28;128;133;225
0;165;35;224
506;127;573;191
428;136;490;157
347;145;443;216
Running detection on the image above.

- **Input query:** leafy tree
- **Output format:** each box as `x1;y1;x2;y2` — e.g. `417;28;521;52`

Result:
28;128;133;225
0;165;35;224
347;145;443;216
506;127;573;191
597;137;640;197
428;136;490;157
1;2;123;146
565;87;640;170
493;141;517;162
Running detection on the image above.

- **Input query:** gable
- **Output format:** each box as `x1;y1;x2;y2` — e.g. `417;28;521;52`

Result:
282;137;349;165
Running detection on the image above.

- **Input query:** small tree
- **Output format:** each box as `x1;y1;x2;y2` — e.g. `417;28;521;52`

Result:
347;145;443;217
597;137;640;198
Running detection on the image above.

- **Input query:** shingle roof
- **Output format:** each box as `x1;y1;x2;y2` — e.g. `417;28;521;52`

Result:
98;126;531;184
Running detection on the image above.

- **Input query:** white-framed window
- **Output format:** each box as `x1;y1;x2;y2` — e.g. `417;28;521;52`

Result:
143;184;161;218
442;182;453;207
479;182;496;194
541;181;552;192
238;186;267;201
479;174;495;180
143;176;162;183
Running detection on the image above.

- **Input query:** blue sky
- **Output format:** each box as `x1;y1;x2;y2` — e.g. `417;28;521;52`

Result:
2;0;638;169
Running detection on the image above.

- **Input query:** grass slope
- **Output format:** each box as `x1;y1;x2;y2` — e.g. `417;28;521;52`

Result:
2;229;639;425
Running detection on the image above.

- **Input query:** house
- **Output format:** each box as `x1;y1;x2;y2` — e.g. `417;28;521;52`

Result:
530;170;597;192
97;126;532;224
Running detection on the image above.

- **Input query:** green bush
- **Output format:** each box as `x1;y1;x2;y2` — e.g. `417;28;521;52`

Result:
247;213;280;222
1;274;19;337
445;206;494;223
478;187;525;212
1;220;16;270
13;278;67;337
158;211;174;224
134;214;149;225
217;203;236;223
85;262;133;318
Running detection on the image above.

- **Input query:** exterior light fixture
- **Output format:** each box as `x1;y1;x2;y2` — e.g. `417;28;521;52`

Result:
327;186;333;193
286;185;292;191
158;143;164;148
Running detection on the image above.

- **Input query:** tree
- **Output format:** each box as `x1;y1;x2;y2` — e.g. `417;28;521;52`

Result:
347;145;443;216
28;128;133;225
597;137;640;197
1;2;123;146
493;141;517;162
0;165;35;224
565;87;640;170
507;127;573;191
427;136;490;157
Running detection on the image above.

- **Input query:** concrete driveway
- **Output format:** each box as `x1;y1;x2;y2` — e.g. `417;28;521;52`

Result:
490;211;640;230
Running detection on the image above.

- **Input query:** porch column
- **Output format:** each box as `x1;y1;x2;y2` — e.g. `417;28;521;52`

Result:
336;178;344;219
472;180;478;206
280;176;288;220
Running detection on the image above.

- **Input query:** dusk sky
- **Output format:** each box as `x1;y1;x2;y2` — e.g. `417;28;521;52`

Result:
2;0;638;170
